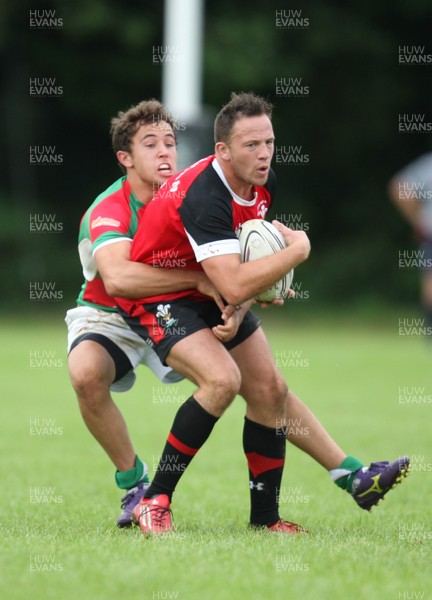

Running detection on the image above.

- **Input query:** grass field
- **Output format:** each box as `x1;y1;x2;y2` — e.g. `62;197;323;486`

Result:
1;309;431;600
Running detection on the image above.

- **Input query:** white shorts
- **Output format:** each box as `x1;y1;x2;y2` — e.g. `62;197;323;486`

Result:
65;306;183;392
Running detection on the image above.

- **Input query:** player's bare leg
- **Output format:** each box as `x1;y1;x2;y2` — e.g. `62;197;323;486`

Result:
68;340;150;526
166;329;241;417
231;336;287;426
133;329;241;534
68;341;136;471
284;389;346;469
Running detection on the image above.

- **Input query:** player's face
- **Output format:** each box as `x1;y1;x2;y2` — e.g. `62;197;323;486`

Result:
219;115;275;196
127;121;177;187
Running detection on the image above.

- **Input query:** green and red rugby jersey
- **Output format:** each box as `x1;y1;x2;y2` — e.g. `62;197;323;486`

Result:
76;176;146;311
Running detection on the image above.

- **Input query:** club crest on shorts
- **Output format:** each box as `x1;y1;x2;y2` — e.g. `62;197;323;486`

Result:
156;304;178;328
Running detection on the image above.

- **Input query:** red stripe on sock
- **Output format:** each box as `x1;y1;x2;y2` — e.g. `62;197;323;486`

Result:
245;452;285;478
167;432;199;456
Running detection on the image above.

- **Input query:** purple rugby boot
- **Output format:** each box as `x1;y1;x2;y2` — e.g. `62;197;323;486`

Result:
352;456;410;511
116;482;149;528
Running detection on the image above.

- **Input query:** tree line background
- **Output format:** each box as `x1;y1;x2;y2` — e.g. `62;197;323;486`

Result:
1;0;431;312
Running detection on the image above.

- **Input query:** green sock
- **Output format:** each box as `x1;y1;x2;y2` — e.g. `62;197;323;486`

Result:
329;455;364;493
115;455;149;490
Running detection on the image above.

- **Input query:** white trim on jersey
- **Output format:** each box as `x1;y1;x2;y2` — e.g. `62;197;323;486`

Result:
212;158;258;206
184;229;240;262
79;236;132;281
78;238;97;281
92;236;132;256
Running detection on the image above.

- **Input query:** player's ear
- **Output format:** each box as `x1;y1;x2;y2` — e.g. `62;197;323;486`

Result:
117;150;133;169
215;141;231;161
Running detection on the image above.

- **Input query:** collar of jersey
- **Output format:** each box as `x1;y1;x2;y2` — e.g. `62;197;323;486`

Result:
122;176;146;207
212;158;258;206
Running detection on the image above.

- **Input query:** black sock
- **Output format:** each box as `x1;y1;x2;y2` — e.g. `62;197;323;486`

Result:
145;396;219;501
243;416;286;527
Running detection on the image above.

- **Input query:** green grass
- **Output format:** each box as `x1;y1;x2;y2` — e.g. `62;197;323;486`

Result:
1;311;431;600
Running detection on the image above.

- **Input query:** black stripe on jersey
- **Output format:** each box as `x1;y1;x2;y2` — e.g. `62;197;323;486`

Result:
178;163;237;248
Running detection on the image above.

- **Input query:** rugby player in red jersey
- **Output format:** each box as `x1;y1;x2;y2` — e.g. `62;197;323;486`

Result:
117;93;409;535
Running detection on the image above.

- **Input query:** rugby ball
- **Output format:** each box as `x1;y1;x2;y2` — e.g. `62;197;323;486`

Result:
237;219;294;302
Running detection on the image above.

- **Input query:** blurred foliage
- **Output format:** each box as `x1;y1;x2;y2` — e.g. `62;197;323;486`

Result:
1;0;431;309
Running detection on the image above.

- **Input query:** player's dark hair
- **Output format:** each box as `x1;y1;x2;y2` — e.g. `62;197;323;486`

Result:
111;99;177;171
214;92;273;143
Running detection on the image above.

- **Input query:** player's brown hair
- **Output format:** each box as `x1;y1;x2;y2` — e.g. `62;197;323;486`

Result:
214;92;273;143
111;99;176;164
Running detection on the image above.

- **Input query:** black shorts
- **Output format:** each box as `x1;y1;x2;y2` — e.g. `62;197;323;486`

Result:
119;299;261;365
69;332;133;383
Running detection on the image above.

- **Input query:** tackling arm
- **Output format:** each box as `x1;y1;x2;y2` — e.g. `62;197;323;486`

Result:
95;240;223;308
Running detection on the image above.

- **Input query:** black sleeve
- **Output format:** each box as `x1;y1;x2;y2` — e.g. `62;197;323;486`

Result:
178;169;237;246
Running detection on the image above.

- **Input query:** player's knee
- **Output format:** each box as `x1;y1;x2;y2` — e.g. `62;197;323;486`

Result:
257;372;288;411
68;359;111;402
204;365;241;409
271;374;288;406
68;343;114;397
